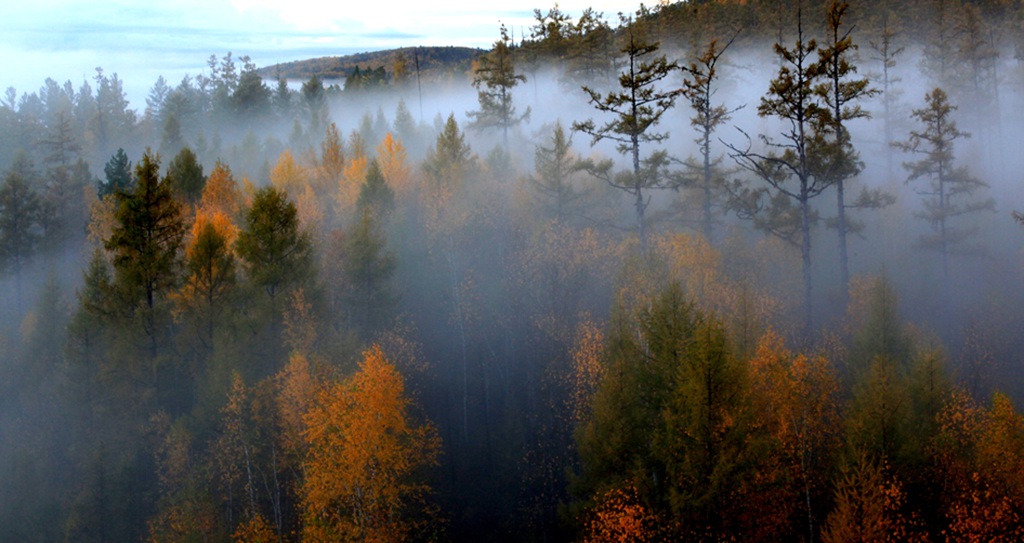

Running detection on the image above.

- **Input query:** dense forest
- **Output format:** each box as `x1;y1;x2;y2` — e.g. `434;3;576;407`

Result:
2;0;1024;541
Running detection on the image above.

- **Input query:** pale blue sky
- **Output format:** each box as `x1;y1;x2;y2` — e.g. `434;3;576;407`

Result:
1;0;637;108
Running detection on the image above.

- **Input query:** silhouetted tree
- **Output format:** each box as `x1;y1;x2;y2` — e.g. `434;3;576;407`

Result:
468;24;529;147
727;12;829;332
895;88;994;277
573;15;681;250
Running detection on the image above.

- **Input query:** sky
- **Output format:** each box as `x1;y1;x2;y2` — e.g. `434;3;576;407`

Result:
1;0;638;108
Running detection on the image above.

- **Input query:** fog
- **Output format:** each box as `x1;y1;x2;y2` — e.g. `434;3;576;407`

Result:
2;2;1024;541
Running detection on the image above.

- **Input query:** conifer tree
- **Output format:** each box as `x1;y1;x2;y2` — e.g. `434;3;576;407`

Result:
100;148;134;198
815;1;888;298
0;171;42;304
529;121;586;223
468;24;530;147
895;88;994;277
105;149;185;358
678;35;739;241
727;12;829;332
167;146;205;204
236;186;312;302
573;15;681;250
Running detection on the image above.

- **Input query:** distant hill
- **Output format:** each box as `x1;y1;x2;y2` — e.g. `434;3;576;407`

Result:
258;46;485;83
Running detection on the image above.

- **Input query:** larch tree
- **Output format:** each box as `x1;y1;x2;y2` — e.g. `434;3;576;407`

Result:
894;88;994;278
678;35;740;241
235;185;313;368
575;283;752;541
563;8;615;89
573;14;681;250
375;133;410;197
176;214;237;351
749;329;841;541
529;121;587;223
814;1;888;299
467;24;530;147
868;14;905;181
726;11;829;333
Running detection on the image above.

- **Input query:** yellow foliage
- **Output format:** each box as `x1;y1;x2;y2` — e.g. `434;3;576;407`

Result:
295;183;324;238
569;318;604;426
337;151;368;218
376;132;411;197
270;149;308;194
87;192;118;248
277;351;315;467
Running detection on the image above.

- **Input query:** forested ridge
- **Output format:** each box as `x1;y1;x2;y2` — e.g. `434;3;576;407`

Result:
2;0;1024;541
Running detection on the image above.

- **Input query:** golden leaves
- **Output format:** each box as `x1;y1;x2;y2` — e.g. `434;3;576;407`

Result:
376;132;411;197
301;345;440;543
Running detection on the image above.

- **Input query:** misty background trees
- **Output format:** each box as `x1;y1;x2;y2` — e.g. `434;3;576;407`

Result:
2;1;1024;542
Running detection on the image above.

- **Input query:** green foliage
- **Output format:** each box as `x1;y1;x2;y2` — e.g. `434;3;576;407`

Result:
573;16;681;248
895;88;994;274
678;35;738;240
467;25;529;146
356;159;394;218
235;186;312;300
100;148;134;197
342;210;397;337
575;283;752;540
166;147;205;204
105;150;185;313
423;114;472;188
529;121;587;223
0;172;42;281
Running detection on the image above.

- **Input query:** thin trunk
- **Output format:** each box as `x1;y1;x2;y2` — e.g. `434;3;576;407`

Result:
703;127;713;240
801;192;813;334
837;178;849;293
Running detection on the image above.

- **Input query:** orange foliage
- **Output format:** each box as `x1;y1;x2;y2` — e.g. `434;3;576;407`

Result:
301;345;441;543
583;484;654;543
821;454;913;543
748;329;841;540
376;132;411;197
336;137;369;217
190;207;238;252
937;391;1024;541
172;208;237;324
201;161;245;221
